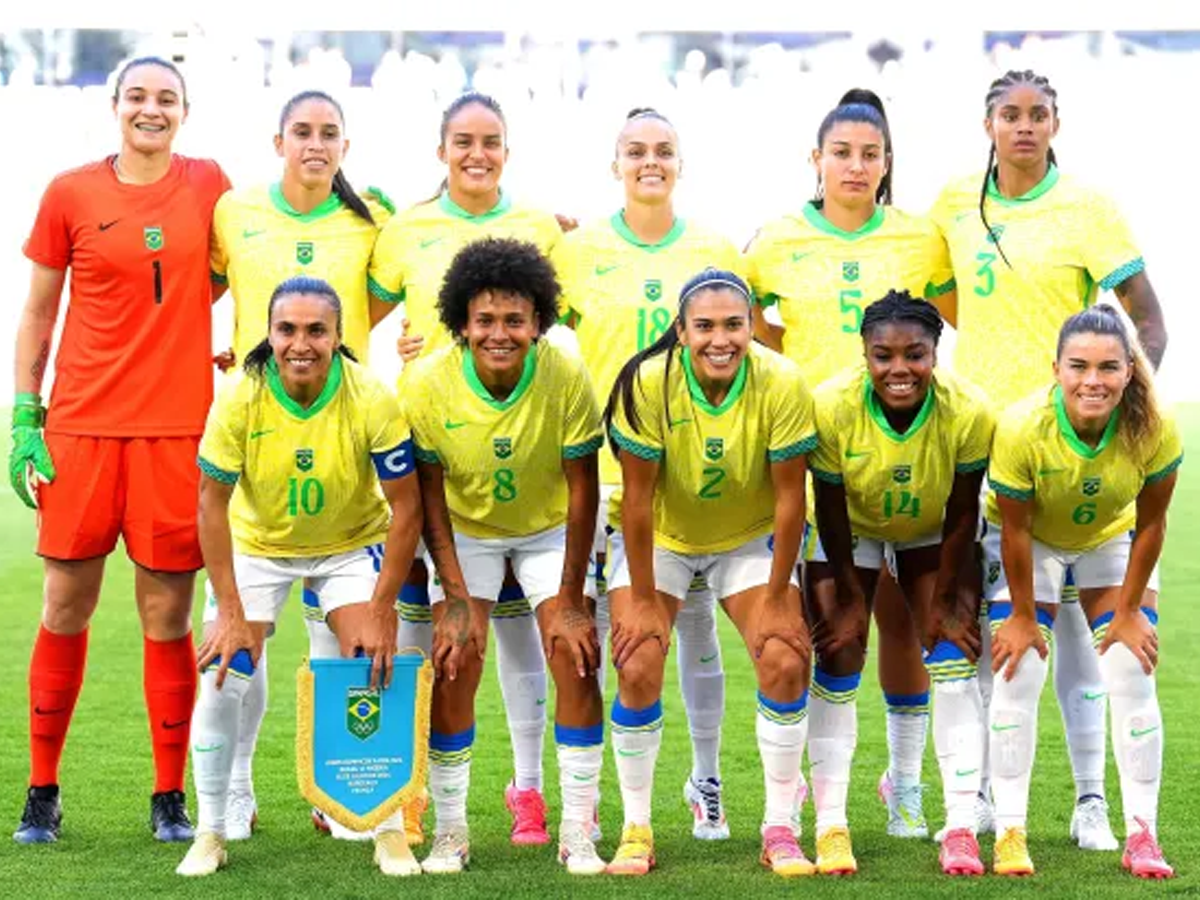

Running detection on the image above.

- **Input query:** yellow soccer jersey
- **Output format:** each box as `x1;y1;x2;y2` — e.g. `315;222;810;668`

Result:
553;213;743;486
198;356;413;557
609;343;817;555
745;203;954;388
211;183;393;365
931;167;1144;410
810;367;994;543
369;192;561;374
985;386;1183;552
401;340;602;540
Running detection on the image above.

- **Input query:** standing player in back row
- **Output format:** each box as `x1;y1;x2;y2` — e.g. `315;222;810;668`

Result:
371;91;566;844
746;89;956;839
552;107;743;840
930;68;1169;847
9;56;230;845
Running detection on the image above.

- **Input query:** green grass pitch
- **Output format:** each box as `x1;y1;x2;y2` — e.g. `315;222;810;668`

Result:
0;408;1196;899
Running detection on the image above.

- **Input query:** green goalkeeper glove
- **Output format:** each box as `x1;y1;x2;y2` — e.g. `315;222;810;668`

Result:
10;393;55;510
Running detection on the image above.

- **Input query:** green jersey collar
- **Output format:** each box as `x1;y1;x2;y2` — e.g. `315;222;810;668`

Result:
802;202;884;240
1053;384;1118;458
986;163;1060;206
865;375;934;441
269;182;342;221
439;189;512;223
266;354;343;419
462;342;538;410
682;348;747;416
610;211;686;252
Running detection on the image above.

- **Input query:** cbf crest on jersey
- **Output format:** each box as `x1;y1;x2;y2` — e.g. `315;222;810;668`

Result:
893;464;912;484
986;224;1006;245
705;437;724;461
1082;476;1101;497
842;261;860;282
296;241;315;265
144;226;164;251
644;279;663;302
296;448;314;472
346;687;381;740
494;437;513;459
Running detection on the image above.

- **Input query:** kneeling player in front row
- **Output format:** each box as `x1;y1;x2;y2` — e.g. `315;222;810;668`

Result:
401;238;606;875
604;270;817;877
805;292;993;876
985;305;1180;879
177;276;423;877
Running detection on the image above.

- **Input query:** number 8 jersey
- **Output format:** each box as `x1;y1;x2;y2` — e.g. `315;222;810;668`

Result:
198;356;412;557
400;341;604;539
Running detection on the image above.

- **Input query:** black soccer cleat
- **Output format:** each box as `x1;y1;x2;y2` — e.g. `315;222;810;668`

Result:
151;790;194;843
14;784;62;844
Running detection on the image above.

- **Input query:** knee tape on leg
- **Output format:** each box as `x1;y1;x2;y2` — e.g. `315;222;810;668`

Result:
504;671;548;723
1100;643;1161;783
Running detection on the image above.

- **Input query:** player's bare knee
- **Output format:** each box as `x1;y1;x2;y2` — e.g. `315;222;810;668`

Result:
616;643;666;707
816;642;865;679
755;640;805;698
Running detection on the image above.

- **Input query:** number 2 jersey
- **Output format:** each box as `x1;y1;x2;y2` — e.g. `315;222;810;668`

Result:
930;166;1144;410
809;367;994;543
745;203;953;388
400;340;603;540
24;155;231;436
553;212;743;487
986;386;1182;552
198;355;413;557
609;343;817;555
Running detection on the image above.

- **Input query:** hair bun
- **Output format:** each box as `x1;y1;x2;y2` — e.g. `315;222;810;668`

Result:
839;88;887;120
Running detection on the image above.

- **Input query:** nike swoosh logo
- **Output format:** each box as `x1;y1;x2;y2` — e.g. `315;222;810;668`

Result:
250;429;274;439
420;237;445;249
34;706;67;716
1131;725;1160;738
163;719;189;730
242;228;266;239
444;421;467;430
1082;691;1106;701
845;449;872;459
535;698;547;706
571;772;594;781
955;768;979;777
616;748;645;758
699;653;717;663
193;744;223;753
595;264;619;275
99;220;120;231
1038;467;1066;476
668;418;691;428
955;211;974;222
991;723;1020;732
792;251;813;263
440;787;462;795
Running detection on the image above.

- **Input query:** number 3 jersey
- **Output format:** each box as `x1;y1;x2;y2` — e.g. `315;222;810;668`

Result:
198;356;413;557
608;343;817;555
400;340;604;540
809;368;994;543
986;385;1183;552
552;213;742;487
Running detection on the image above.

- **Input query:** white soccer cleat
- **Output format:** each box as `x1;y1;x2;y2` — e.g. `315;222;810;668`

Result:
328;816;373;842
374;830;421;877
878;770;928;839
175;831;228;877
558;822;607;875
422;827;470;874
683;776;730;840
225;789;257;841
1070;796;1119;851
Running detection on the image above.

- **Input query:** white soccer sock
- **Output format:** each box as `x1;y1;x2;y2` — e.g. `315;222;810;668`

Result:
376;808;406;834
612;699;663;828
306;618;342;659
809;673;858;831
988;647;1049;833
884;692;929;790
977;619;994;800
492;612;547;791
556;724;603;827
192;665;252;837
1054;600;1108;800
675;588;724;784
594;593;611;696
756;693;808;830
429;727;474;832
397;621;432;656
932;677;985;831
1098;641;1162;838
229;642;267;796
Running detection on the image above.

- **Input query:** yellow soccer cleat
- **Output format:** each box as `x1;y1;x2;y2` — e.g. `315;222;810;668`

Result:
175;831;228;878
816;825;858;875
607;824;655;876
994;827;1035;876
404;790;428;846
375;830;421;877
760;824;816;877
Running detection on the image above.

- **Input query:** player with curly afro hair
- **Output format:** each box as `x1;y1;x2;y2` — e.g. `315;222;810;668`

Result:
438;237;561;340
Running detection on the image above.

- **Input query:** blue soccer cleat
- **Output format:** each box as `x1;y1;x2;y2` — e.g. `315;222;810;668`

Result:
151;790;195;842
14;785;62;844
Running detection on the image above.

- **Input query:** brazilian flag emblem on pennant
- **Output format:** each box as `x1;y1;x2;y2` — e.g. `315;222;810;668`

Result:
892;464;912;484
297;241;314;265
1082;476;1101;497
144;226;164;251
644;279;663;302
346;688;381;740
842;261;859;282
296;448;314;472
494;437;512;459
705;437;724;461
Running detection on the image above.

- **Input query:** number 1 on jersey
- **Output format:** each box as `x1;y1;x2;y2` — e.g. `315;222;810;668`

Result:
637;307;672;351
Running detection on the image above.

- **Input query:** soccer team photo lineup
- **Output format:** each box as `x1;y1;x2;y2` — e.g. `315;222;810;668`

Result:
5;48;1190;888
